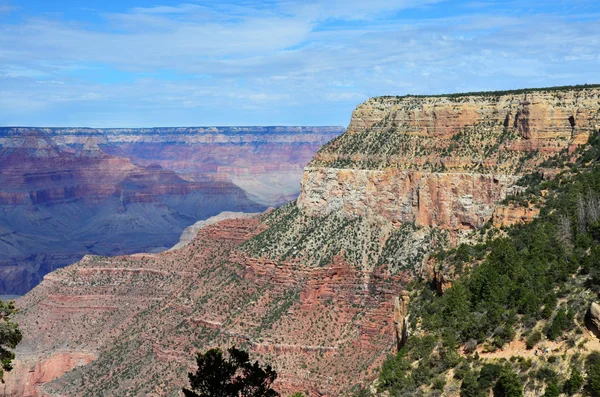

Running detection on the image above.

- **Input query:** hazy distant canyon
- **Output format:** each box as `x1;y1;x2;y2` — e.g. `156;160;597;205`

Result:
8;86;600;397
0;126;343;294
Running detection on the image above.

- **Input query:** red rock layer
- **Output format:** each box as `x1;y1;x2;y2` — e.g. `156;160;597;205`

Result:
302;88;600;230
7;218;408;396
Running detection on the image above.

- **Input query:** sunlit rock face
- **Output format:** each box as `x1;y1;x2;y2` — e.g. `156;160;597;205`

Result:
300;87;600;230
6;87;599;396
0;127;343;294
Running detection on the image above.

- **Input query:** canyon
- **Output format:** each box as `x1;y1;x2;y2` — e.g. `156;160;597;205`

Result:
5;86;600;396
0;127;342;294
0;127;343;207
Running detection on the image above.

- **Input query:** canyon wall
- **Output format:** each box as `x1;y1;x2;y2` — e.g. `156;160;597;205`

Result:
0;127;344;207
7;217;407;396
6;86;600;396
300;87;600;229
0;127;341;294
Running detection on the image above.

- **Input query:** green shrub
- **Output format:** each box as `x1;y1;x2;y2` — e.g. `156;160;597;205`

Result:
586;352;600;397
546;310;570;341
542;383;560;397
563;366;583;395
460;371;483;397
377;350;413;393
479;364;502;391
525;331;542;349
493;367;523;397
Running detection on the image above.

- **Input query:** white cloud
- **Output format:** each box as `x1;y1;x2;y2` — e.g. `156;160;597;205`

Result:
0;1;599;126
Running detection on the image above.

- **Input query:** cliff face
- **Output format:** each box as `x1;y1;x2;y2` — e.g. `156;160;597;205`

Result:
300;87;600;229
0;127;344;207
0;127;341;294
299;168;519;229
0;133;265;294
7;87;600;396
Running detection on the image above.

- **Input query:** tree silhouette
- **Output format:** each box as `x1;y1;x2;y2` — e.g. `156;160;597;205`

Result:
183;347;279;397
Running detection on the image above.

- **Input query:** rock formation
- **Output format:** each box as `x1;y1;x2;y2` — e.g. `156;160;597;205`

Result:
586;302;600;338
393;293;410;350
0;126;344;207
301;87;600;229
7;217;406;396
169;211;261;251
0;133;265;294
0;127;341;294
6;86;600;396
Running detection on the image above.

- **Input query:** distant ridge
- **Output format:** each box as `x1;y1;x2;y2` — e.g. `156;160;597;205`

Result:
0;126;345;136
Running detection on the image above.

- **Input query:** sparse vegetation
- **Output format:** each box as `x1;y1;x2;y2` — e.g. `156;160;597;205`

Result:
376;132;600;395
0;299;22;383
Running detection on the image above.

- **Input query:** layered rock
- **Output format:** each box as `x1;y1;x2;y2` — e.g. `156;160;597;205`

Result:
0;126;342;294
7;86;600;396
169;211;261;251
0;133;265;294
299;168;519;229
7;217;405;396
0;127;344;207
302;86;600;229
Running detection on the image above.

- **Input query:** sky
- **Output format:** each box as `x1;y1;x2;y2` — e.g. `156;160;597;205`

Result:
0;0;599;127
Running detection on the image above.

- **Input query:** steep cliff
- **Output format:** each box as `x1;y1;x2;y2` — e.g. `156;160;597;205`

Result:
6;86;600;396
300;86;600;229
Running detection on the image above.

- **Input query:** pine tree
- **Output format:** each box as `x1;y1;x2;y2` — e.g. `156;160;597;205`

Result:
183;347;279;397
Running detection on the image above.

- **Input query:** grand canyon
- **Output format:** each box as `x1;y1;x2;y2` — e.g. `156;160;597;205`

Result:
0;127;342;294
6;85;600;396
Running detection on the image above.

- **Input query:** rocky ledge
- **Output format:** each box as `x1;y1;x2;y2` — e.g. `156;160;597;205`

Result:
300;86;600;230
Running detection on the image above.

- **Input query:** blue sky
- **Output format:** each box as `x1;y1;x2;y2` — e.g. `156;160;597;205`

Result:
0;0;599;127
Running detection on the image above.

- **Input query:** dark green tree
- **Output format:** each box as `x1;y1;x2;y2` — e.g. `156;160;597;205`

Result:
546;310;570;341
493;367;523;397
183;347;279;397
563;366;583;395
377;349;413;393
586;352;600;397
542;383;559;397
460;370;483;397
0;300;22;383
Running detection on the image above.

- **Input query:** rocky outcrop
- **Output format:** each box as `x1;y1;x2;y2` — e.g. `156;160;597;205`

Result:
4;352;96;397
492;203;541;228
301;87;600;230
394;293;410;350
586;302;600;338
169;211;261;251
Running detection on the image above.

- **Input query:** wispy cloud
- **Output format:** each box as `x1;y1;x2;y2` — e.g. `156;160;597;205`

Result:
0;3;17;14
0;0;599;127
